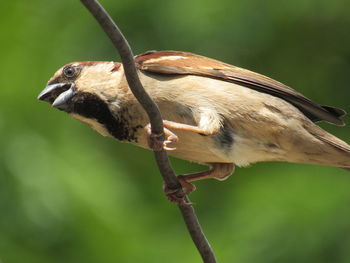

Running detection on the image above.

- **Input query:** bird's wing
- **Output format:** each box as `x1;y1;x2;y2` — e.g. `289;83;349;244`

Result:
135;50;346;126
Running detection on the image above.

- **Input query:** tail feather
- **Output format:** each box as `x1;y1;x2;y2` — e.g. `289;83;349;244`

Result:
322;105;347;118
304;123;350;169
307;124;350;153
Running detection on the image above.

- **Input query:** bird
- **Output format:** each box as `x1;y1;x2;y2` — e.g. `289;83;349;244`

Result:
38;50;350;202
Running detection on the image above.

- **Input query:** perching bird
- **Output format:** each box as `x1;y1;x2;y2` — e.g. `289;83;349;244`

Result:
38;50;350;201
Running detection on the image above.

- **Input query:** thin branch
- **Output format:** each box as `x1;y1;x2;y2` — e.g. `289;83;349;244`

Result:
80;0;217;262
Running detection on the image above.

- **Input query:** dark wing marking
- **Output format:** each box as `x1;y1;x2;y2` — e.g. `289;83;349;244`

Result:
135;50;346;126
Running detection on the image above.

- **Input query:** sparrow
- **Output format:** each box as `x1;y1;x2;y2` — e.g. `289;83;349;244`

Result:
38;50;350;201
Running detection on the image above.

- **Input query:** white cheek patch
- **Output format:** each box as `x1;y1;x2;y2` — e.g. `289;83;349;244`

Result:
70;113;111;137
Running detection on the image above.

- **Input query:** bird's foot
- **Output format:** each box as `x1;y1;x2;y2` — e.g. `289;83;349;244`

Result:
163;175;196;206
146;124;178;151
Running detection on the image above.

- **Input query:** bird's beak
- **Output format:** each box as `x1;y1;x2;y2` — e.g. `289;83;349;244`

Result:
38;83;75;110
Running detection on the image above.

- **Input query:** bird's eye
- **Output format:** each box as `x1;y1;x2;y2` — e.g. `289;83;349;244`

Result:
63;66;77;78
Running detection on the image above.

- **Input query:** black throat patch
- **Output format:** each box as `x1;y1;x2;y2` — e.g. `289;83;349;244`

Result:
70;92;140;142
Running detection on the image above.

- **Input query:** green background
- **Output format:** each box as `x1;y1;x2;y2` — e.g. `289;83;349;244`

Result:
1;0;350;262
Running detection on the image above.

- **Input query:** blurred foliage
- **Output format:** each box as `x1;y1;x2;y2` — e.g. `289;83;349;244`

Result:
1;0;350;262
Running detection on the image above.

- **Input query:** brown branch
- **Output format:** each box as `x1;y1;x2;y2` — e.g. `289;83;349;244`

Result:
80;0;217;262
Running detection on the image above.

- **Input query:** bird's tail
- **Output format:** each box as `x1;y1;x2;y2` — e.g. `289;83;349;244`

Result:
302;124;350;169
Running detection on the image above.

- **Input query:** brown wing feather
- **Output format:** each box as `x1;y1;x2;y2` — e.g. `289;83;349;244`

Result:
135;50;346;126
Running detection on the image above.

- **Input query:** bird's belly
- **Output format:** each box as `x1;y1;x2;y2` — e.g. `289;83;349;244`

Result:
134;122;286;166
168;131;286;166
164;131;233;164
227;134;286;166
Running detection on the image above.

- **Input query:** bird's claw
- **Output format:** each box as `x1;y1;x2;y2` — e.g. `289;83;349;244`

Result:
163;135;178;151
163;175;196;206
146;125;178;151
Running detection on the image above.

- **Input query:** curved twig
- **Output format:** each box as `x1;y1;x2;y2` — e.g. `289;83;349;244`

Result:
79;1;217;262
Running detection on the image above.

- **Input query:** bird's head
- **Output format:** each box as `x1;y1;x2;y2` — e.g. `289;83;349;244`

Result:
38;61;124;113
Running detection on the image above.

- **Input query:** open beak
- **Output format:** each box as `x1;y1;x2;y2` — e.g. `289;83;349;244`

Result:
38;83;75;110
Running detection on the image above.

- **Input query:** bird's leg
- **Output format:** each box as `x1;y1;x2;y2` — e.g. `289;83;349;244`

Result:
164;163;235;205
162;120;218;136
162;107;222;136
162;120;213;135
146;109;222;151
146;119;212;151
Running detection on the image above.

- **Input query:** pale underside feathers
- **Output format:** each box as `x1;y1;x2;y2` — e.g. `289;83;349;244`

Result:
135;50;346;126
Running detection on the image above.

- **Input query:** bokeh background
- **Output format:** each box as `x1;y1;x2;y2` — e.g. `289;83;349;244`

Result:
1;0;350;262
